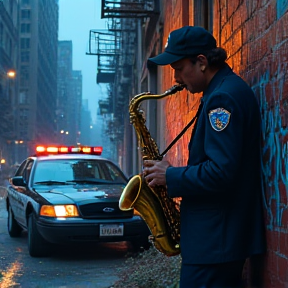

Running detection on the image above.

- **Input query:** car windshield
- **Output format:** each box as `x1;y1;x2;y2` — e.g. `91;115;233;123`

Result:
32;159;127;185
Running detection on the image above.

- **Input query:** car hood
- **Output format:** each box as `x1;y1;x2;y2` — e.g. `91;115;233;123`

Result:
34;184;126;204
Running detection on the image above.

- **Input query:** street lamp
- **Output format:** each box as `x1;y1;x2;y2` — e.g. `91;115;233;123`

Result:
0;68;17;166
7;70;16;78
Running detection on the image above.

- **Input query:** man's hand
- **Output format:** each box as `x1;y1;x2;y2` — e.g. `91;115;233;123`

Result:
143;159;172;188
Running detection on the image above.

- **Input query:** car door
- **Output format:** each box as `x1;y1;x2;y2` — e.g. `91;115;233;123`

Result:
9;159;34;226
8;160;28;223
18;160;34;226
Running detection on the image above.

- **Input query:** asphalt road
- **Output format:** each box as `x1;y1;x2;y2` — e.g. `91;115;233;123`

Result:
0;186;129;288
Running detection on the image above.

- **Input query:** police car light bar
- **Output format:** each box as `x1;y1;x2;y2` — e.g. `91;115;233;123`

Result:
35;145;103;155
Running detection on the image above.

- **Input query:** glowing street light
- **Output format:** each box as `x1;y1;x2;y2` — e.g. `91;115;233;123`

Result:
7;70;16;78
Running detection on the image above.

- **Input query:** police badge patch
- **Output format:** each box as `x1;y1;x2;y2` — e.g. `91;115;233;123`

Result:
208;108;231;131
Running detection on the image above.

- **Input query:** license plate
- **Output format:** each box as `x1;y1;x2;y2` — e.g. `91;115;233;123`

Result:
100;224;124;236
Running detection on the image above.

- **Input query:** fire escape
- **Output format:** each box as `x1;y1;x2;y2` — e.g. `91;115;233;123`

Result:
87;0;159;145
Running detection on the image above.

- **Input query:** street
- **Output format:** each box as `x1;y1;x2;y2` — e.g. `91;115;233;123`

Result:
0;186;128;288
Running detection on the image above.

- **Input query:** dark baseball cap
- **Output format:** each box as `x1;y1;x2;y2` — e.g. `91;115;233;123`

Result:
148;26;217;66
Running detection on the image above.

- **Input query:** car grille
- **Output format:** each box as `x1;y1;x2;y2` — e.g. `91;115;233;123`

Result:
78;201;133;219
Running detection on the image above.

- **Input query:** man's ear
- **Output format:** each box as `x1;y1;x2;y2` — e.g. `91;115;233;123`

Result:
197;54;208;65
197;55;208;72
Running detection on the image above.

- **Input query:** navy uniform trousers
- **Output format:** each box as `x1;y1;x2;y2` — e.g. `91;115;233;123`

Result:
180;259;245;288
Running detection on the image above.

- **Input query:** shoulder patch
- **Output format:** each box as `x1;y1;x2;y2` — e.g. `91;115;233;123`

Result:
208;108;231;131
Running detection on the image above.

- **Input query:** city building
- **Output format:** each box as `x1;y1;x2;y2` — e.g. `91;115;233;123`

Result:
79;99;91;146
17;0;58;160
0;0;19;166
71;70;82;144
57;41;82;145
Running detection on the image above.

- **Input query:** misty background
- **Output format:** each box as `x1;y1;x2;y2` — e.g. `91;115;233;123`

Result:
59;0;107;123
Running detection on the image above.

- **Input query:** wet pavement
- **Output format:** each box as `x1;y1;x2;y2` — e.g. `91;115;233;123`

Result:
0;185;128;288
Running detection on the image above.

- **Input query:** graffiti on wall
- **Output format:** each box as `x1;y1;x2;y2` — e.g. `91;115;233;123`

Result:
277;0;288;19
254;68;288;231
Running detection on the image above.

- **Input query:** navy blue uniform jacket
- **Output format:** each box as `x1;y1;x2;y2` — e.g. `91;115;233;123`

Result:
166;64;266;265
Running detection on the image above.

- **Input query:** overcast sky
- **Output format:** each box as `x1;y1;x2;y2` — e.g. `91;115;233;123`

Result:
58;0;107;122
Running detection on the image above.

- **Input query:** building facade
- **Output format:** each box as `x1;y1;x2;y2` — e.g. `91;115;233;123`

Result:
18;0;58;159
79;99;91;146
0;0;19;166
70;70;82;145
57;40;82;146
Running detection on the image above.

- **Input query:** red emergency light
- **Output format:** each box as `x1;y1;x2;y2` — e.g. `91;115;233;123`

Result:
35;145;103;156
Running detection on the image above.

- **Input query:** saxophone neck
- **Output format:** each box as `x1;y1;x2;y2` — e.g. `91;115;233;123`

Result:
130;84;185;111
128;84;186;160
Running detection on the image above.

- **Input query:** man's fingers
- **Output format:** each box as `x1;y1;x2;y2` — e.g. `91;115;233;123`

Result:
143;160;156;167
146;178;156;188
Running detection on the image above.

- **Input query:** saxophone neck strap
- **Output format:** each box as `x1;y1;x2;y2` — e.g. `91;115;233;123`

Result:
160;101;203;157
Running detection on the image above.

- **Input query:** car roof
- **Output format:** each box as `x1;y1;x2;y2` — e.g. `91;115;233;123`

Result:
29;154;110;162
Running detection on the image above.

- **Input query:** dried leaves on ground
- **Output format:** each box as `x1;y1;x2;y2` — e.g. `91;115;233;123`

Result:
110;246;181;288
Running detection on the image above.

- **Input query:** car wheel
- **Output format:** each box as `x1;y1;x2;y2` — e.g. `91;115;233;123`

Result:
7;205;22;237
28;213;51;257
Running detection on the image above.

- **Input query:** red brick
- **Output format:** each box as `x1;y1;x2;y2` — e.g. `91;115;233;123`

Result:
279;231;288;256
278;256;288;282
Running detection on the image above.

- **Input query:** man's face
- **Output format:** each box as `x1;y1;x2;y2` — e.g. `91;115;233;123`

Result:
170;57;206;94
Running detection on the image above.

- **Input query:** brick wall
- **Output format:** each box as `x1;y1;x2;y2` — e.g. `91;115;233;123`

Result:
158;0;288;286
160;0;201;167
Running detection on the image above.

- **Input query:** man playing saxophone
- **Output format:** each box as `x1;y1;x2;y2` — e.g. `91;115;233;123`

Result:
143;26;266;288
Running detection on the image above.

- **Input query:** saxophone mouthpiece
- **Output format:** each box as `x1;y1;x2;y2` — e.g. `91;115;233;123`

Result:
175;84;186;91
164;84;186;95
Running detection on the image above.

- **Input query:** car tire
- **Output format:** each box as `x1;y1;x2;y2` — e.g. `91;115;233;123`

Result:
28;213;51;257
7;205;22;237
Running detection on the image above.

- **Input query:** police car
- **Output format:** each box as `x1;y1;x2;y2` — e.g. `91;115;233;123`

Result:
6;145;150;257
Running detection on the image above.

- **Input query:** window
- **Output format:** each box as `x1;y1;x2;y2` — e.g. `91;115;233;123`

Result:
21;23;31;33
193;0;213;32
0;23;3;47
9;0;13;14
19;109;29;120
23;160;34;183
15;160;28;176
20;65;29;82
32;159;127;184
22;0;30;5
19;90;29;104
20;38;30;49
21;51;30;62
105;162;126;182
21;9;31;19
15;159;34;184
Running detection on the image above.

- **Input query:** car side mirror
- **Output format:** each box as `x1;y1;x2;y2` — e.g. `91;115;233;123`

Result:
11;176;27;187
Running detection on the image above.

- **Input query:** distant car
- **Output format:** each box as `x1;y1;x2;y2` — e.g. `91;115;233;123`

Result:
6;145;151;257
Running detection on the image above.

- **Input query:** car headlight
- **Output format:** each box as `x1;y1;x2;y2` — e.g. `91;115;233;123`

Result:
40;205;79;217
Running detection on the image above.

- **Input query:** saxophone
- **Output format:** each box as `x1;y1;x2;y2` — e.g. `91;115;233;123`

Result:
119;84;184;256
